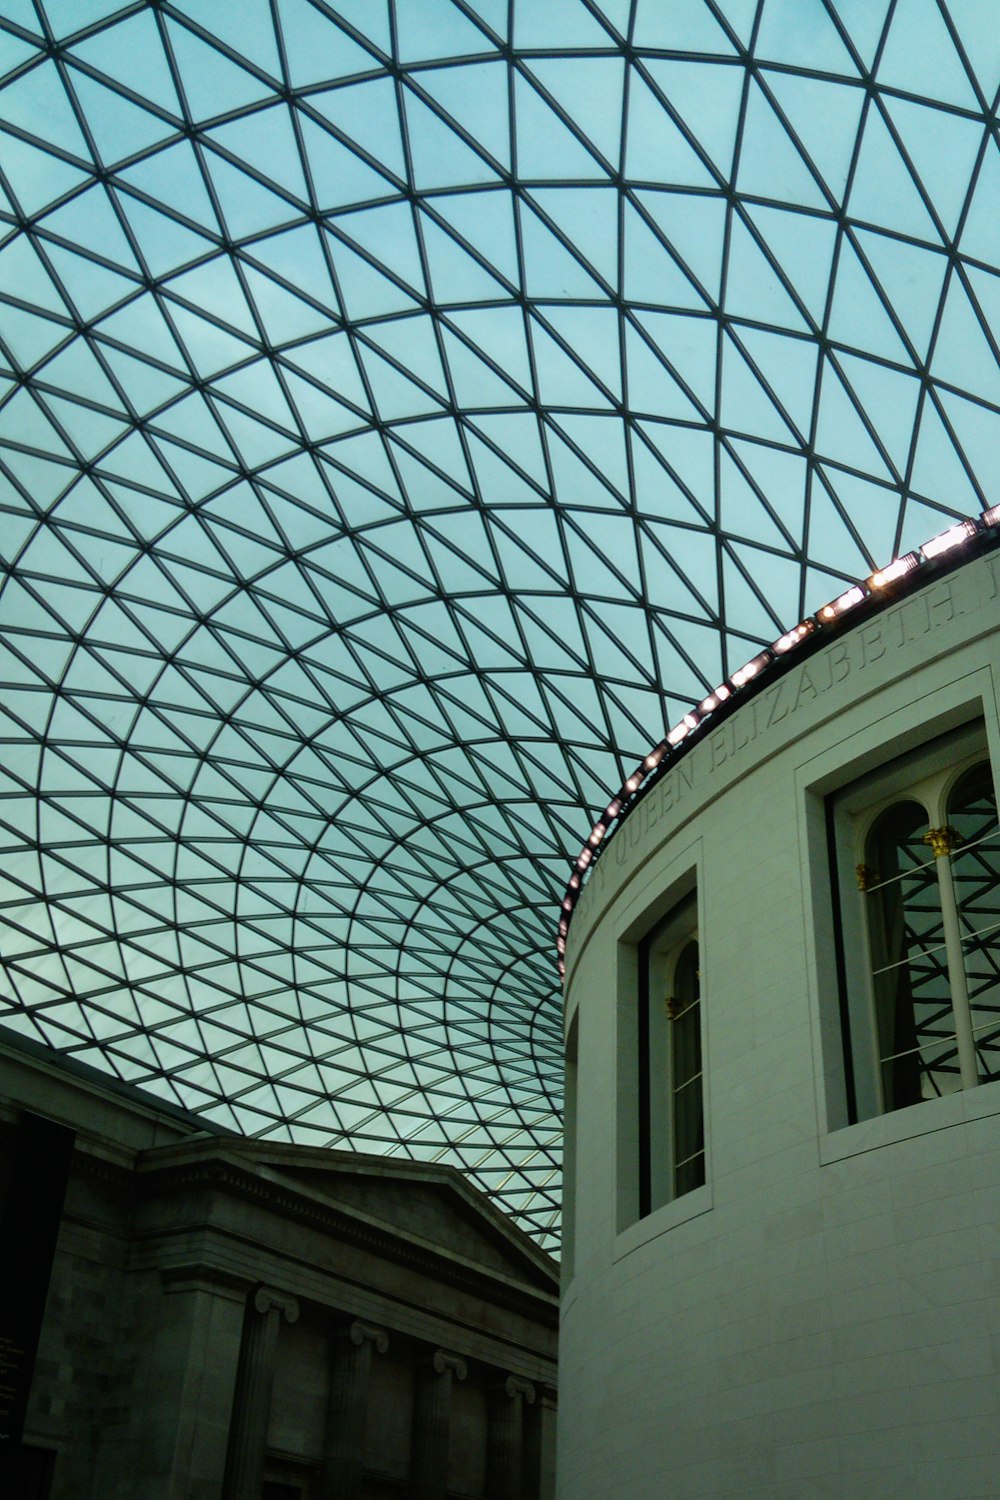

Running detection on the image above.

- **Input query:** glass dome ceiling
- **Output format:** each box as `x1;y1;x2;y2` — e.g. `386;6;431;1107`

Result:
2;0;999;1249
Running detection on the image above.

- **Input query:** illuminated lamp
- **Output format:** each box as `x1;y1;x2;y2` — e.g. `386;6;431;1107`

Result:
772;620;815;654
671;710;702;740
818;585;865;621
699;684;731;714
868;553;919;589
730;651;770;688
921;520;978;560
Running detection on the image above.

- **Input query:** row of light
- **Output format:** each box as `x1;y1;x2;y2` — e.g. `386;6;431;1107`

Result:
557;510;999;978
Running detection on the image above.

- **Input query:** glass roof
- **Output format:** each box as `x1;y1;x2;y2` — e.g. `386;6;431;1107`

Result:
1;0;998;1249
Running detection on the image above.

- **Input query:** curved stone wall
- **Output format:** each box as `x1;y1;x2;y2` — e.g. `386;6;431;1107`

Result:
559;549;1000;1500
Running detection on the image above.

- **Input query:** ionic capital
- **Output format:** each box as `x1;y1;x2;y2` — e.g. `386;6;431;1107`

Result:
431;1349;468;1380
345;1318;389;1354
252;1286;299;1324
502;1375;536;1404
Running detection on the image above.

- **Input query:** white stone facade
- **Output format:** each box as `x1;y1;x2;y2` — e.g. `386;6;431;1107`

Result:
559;549;1000;1500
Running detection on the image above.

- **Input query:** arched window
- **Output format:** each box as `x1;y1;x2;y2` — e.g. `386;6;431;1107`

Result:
832;727;1000;1121
635;891;704;1217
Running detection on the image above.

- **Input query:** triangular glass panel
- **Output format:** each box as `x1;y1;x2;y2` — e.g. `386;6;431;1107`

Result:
43;245;136;324
724;216;809;332
526;57;625;166
877;0;979;109
814;355;894;480
882;96;984;241
42;185;139;270
632;0;736;54
333;202;426;297
297;113;394;211
625;70;715;187
932;273;1000;408
310;77;406;180
207;103;308;201
404;89;499;191
439;327;527;409
513;71;608;182
359;344;444;423
513;0;611;50
68;10;181;113
320;235;420;321
65;68;176;161
624;324;702;423
938;390;1000;508
634;190;728;305
206;154;297;240
0;131;92;217
809;468;888;578
727;439;809;548
419;215;509;304
396;0;494;63
908;395;982;513
530;316;617;411
424;188;519;286
631;438;711;526
622;201;709;310
756;0;860;73
526;188;618;289
719;447;792;551
279;0;376;87
172;0;281;77
546;420;627;511
634;311;718;413
958;139;1000;267
736;78;828;209
321;440;404;520
416;61;510;170
733;325;819;441
763;73;865;206
164;17;275;119
744;204;838;327
2;57;91;156
827;235;911;363
835;351;921;475
464;431;545;507
848;106;941;245
119;140;220;229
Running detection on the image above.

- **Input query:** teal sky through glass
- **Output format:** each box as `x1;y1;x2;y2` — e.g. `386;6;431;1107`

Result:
2;0;999;1249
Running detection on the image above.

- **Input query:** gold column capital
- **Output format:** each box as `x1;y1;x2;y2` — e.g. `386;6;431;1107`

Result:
923;825;960;858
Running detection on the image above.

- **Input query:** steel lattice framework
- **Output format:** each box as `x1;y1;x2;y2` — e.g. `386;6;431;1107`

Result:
2;0;999;1249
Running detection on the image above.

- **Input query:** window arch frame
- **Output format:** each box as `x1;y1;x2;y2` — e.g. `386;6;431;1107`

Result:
830;721;999;1120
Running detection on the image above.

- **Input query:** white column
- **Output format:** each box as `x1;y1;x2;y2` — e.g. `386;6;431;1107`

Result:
925;826;979;1089
488;1375;535;1500
411;1349;467;1500
221;1285;299;1500
322;1319;389;1500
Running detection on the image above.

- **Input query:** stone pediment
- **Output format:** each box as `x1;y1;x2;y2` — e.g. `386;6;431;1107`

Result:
140;1137;559;1297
